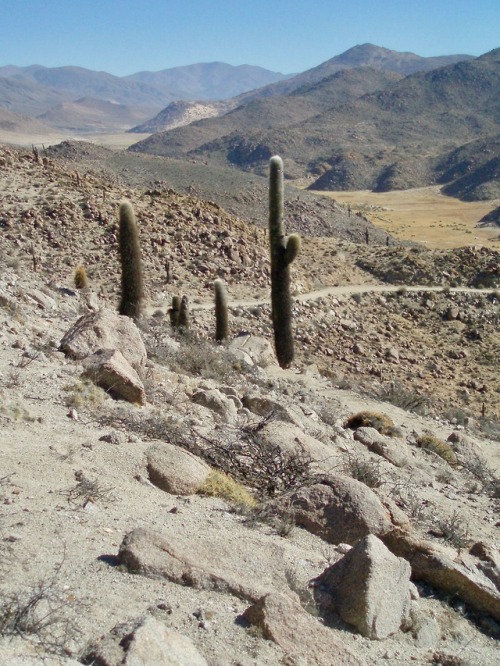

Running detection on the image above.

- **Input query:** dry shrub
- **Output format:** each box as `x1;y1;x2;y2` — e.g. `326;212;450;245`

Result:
344;411;401;437
74;265;89;289
198;470;256;509
416;434;458;466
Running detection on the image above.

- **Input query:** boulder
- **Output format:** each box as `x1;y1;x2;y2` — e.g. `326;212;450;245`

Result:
313;534;411;639
82;349;145;405
382;529;500;621
82;615;207;666
242;592;365;665
191;388;238;424
229;334;275;367
60;308;147;371
354;427;410;467
145;443;210;495
290;475;393;544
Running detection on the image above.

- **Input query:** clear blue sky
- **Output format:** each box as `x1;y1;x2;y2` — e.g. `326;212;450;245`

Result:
1;0;498;75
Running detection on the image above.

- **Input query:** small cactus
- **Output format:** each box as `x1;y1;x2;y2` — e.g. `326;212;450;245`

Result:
178;295;190;329
268;156;300;368
74;265;89;290
118;201;143;321
214;278;229;341
169;295;181;328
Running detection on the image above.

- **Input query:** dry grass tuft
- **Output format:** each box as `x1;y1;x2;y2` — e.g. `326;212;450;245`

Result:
344;411;401;437
199;470;256;509
416;434;458;466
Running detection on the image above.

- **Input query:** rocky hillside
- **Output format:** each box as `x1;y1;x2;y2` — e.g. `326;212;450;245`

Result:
0;141;499;665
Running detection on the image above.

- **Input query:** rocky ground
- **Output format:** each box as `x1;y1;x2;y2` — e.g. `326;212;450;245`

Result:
0;142;499;665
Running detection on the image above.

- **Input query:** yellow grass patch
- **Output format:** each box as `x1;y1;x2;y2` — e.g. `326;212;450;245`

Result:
321;186;499;249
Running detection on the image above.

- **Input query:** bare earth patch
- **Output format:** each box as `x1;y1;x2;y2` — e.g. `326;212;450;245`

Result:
322;186;500;249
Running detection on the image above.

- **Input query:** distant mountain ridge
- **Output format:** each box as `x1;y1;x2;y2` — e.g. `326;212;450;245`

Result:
130;47;499;200
0;45;473;133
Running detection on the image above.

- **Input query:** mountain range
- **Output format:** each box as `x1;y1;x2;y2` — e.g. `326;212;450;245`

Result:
0;43;498;200
129;47;499;200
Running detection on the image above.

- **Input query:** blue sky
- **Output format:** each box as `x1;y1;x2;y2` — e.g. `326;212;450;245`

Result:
0;0;498;75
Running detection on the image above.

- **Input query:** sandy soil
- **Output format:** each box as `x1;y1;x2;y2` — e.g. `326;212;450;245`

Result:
321;186;500;249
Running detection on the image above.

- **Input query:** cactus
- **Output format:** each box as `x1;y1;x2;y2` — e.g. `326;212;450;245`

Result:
118;201;143;321
178;295;190;329
74;265;89;290
169;295;181;328
214;278;229;341
268;156;301;368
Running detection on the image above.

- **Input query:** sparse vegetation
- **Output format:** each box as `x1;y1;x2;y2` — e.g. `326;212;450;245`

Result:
415;433;458;466
344;411;401;437
199;470;256;509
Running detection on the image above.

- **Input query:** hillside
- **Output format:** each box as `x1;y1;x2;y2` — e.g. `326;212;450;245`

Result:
128;67;403;154
0;141;499;665
130;49;499;197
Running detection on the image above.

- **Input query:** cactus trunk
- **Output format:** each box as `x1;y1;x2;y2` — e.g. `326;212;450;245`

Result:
118;201;143;321
214;278;229;341
268;156;300;368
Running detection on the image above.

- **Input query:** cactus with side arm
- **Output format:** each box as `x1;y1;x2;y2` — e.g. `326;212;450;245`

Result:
268;156;301;368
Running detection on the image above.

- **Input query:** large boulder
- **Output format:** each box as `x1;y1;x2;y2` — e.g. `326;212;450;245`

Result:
382;529;500;621
191;388;238;424
145;443;211;495
59;308;147;372
290;475;393;544
82;349;145;405
82;615;207;666
242;592;365;665
313;534;412;639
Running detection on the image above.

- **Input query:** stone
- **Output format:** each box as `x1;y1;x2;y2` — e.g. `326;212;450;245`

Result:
289;475;393;544
354;427;410;467
229;333;276;367
83;615;207;666
382;529;500;621
60;307;147;371
191;388;238;424
242;592;365;665
82;349;145;405
313;534;411;639
118;527;296;603
145;442;210;495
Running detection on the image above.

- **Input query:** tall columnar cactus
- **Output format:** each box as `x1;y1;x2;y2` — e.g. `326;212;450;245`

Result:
268;156;301;368
169;295;181;328
118;201;143;321
214;278;229;341
178;295;190;329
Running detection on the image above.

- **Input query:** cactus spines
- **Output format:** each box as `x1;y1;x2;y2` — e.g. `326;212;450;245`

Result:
74;265;89;290
118;201;143;321
268;156;300;368
214;278;229;341
178;295;190;329
169;295;181;328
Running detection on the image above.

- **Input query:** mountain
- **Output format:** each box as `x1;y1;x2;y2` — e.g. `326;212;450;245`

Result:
0;65;174;108
125;62;290;100
0;106;59;135
234;43;473;103
37;97;154;133
0;75;69;116
130;48;499;197
128;67;403;154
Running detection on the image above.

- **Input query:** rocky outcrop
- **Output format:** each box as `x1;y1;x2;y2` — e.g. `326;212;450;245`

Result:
60;308;147;372
242;592;365;665
289;475;395;544
313;534;412;639
82;349;145;405
145;443;211;495
82;615;208;666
